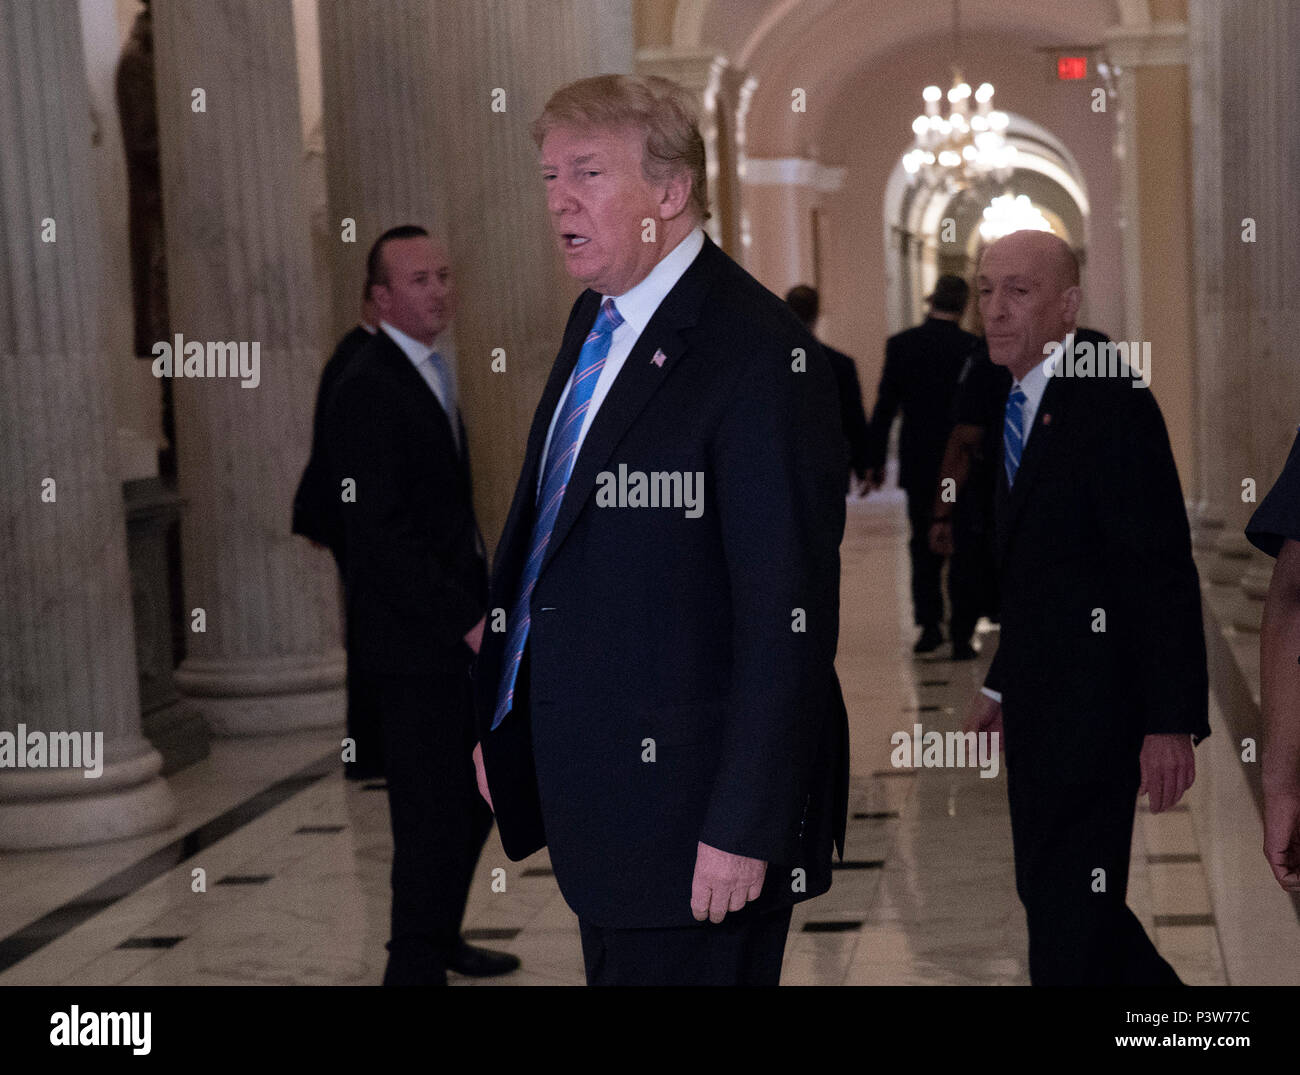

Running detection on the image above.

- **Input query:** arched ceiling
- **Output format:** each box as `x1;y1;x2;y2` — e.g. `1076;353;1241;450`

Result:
643;0;1132;155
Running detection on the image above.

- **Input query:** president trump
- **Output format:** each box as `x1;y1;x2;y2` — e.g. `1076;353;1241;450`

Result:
472;74;849;986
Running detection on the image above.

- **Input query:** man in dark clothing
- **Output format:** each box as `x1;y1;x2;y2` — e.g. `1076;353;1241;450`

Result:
785;285;872;497
932;326;1113;659
292;285;382;780
866;275;977;654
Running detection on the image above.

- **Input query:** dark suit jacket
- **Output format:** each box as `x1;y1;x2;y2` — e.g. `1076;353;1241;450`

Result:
474;236;850;928
292;324;374;557
868;317;977;494
984;360;1210;782
322;329;487;677
824;345;872;486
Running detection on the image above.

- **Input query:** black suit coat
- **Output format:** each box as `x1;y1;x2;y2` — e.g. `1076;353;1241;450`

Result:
474;236;850;928
292;324;374;558
984;359;1210;782
868;317;978;493
322;329;487;677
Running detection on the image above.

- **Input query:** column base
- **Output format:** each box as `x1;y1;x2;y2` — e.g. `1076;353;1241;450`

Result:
142;700;211;775
176;651;346;737
0;747;176;851
1231;563;1273;634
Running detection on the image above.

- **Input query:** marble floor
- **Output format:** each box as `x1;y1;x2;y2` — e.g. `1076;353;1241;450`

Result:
1;490;1297;987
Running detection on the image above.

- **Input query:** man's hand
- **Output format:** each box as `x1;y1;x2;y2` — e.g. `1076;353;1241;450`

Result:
463;616;485;655
963;690;1003;742
1263;786;1300;892
690;841;766;923
1139;733;1195;813
472;741;493;812
929;518;954;556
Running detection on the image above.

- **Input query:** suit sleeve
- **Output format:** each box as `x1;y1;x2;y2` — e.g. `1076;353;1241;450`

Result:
698;335;844;862
866;342;902;472
330;373;484;648
1092;383;1210;741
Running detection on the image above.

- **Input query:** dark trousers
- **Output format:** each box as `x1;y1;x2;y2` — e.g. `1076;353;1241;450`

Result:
358;669;493;986
905;490;947;630
578;905;793;986
343;666;385;778
948;497;997;646
1006;766;1181;986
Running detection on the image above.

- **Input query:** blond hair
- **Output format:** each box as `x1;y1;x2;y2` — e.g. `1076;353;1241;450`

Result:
531;74;711;223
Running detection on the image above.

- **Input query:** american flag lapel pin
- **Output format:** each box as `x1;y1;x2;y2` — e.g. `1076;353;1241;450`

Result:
1041;413;1052;426
651;348;667;368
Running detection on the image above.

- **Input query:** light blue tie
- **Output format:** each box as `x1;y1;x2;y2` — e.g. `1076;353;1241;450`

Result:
425;350;459;452
1004;386;1027;487
491;298;623;730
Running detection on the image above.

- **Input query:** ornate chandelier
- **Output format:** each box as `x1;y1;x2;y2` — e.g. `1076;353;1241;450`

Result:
978;193;1054;241
902;2;1016;190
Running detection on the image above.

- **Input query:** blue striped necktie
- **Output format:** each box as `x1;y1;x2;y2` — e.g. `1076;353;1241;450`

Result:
491;298;624;730
1004;386;1027;487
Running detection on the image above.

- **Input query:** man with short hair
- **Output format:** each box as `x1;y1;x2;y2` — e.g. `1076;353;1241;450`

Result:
964;229;1209;985
785;284;871;497
866;276;977;655
324;225;517;986
473;75;849;986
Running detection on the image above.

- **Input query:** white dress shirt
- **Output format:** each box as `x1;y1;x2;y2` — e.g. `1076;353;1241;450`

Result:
981;332;1072;705
537;227;706;497
380;320;459;450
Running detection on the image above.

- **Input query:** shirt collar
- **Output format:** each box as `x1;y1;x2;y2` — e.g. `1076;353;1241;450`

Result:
1015;330;1073;412
602;227;706;336
379;320;440;368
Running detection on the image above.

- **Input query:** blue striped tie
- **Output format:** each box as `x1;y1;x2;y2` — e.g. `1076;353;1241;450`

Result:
491;298;624;730
1004;387;1027;487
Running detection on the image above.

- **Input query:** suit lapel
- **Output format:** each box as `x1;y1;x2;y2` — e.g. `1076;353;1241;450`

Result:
374;331;461;461
538;237;723;579
996;372;1067;561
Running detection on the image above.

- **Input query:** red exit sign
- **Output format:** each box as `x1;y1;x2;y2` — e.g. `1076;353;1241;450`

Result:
1058;56;1088;80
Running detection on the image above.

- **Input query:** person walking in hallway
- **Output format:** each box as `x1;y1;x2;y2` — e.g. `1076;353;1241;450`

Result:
866;275;977;654
964;230;1209;985
786;284;872;498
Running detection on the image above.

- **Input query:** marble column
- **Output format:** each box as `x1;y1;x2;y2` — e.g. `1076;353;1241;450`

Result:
0;0;175;849
427;0;634;548
152;0;345;734
1186;0;1228;555
1221;0;1300;632
317;0;447;345
1106;15;1199;515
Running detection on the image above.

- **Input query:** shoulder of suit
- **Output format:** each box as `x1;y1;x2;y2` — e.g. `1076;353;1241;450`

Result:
324;334;408;412
695;253;815;356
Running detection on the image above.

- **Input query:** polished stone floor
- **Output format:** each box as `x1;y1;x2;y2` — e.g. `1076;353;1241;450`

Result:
1;489;1297;986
